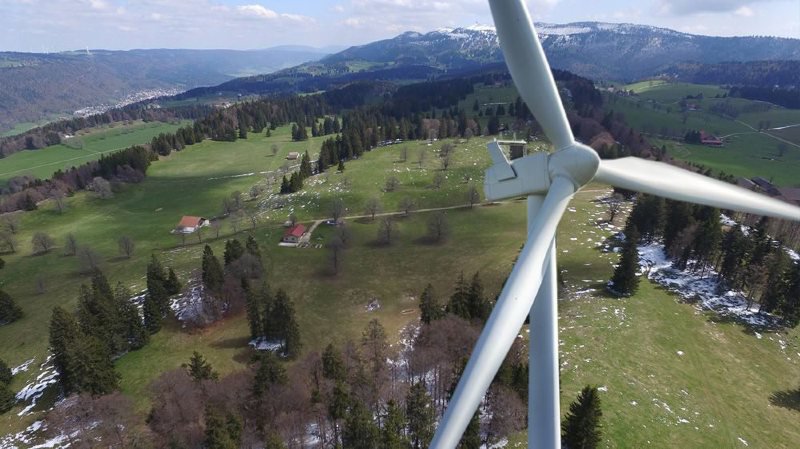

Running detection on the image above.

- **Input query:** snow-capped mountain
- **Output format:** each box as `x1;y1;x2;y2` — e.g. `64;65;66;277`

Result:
322;22;800;81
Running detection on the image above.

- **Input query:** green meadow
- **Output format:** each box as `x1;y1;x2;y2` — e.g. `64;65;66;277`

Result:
0;117;798;447
0;120;187;185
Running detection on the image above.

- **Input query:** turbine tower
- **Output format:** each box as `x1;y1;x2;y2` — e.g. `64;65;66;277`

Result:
429;1;800;448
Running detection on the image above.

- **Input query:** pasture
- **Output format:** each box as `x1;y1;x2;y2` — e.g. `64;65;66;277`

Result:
0;121;798;449
0;120;187;185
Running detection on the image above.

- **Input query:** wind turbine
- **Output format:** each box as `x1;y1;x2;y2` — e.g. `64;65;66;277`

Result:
429;1;800;448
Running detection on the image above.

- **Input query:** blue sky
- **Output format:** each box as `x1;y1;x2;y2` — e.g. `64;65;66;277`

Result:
1;0;798;52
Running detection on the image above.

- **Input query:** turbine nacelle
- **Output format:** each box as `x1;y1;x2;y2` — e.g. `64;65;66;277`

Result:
484;140;599;201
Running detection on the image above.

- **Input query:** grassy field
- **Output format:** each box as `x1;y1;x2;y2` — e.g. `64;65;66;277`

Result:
0;121;188;185
1;120;799;448
606;82;800;186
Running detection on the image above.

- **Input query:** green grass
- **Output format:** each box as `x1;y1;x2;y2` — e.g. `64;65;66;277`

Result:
627;82;726;103
605;84;800;186
1;122;799;448
0;121;188;185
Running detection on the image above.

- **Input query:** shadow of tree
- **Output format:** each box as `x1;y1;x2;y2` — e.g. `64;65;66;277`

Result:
769;388;800;412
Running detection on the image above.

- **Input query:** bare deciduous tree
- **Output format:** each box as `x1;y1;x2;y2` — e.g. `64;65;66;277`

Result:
51;191;66;213
331;198;345;224
327;236;345;275
385;176;400;192
364;197;382;221
417;148;427;169
399;146;408;162
90;177;114;199
210;220;222;238
64;233;77;256
230;211;244;234
35;277;46;295
32;232;55;254
426;212;450;243
0;231;17;253
607;193;624;223
289;213;298;226
377;217;398;246
77;245;103;272
0;214;20;234
439;142;454;159
248;210;259;230
118;236;135;258
271;144;279;157
432;171;445;189
440;152;452;171
467;184;481;208
399;197;417;216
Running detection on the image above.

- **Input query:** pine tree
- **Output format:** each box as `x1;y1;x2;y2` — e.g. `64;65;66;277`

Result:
446;272;472;320
184;351;219;382
165;268;181;295
322;343;346;381
224;239;244;266
338;159;345;172
406;382;435;449
49;306;81;393
142;293;162;334
381;399;410;449
147;254;170;315
0;383;14;414
459;412;481;449
0;289;23;324
284;316;302;359
562;386;603;449
419;283;443;324
202;245;224;292
280;175;290;194
760;252;789;313
115;283;148;349
467;272;490;322
342;399;379;449
246;285;264;340
0;358;11;385
74;336;119;395
779;263;800;327
245;235;262;260
204;406;242;449
300;151;313;179
610;226;641;296
252;352;287;397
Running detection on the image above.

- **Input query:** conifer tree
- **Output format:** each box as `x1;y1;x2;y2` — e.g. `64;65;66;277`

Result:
0;289;22;324
146;254;170;315
165;268;182;295
284;316;302;359
459;412;481;449
245;235;262;260
0;359;10;385
280;175;290;194
322;343;346;381
115;282;148;349
779;263;800;327
204;406;242;449
610;226;641;296
0;383;15;414
342;399;379;449
406;381;435;449
142;293;162;334
252;352;287;397
447;272;472;320
202;245;224;292
419;283;443;324
467;272;490;322
562;386;603;449
184;351;219;382
224;239;244;266
49;306;81;393
300;151;313;179
338;159;345;172
245;285;264;340
381;399;410;449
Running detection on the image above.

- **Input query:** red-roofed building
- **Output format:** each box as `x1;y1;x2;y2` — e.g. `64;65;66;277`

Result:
282;224;306;243
700;130;723;147
176;216;208;233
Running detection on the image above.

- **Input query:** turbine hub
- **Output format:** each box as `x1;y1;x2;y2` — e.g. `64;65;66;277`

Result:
548;142;600;190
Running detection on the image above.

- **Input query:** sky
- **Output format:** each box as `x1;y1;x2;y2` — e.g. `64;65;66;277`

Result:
1;0;798;53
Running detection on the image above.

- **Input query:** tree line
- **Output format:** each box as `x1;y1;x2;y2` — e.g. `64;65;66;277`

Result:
611;194;800;326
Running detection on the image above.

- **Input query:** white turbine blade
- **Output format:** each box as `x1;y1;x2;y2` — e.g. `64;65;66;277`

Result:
489;0;574;151
595;158;800;221
429;177;576;449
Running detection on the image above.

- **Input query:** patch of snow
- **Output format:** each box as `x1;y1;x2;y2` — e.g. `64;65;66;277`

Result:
15;355;59;416
676;350;684;356
249;337;283;352
738;437;749;446
598;385;608;392
12;358;35;375
638;242;782;328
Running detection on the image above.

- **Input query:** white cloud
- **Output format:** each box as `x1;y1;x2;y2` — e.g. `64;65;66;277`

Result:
735;6;755;16
88;0;109;10
237;4;278;19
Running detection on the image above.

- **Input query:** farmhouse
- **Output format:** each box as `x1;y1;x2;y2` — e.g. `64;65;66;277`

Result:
175;216;208;233
699;131;723;147
282;224;306;243
286;152;300;160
